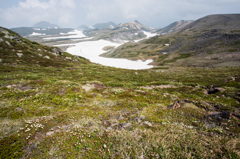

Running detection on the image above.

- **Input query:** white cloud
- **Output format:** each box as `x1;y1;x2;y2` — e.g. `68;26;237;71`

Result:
0;0;77;27
0;0;239;28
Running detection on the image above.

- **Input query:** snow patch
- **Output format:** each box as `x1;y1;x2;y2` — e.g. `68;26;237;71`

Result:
29;32;46;36
44;30;87;40
134;31;157;42
67;40;153;70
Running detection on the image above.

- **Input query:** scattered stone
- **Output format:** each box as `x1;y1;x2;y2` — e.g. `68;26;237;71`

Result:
66;57;72;60
141;121;153;127
0;59;2;63
44;56;50;59
0;37;3;43
16;53;23;57
39;54;42;57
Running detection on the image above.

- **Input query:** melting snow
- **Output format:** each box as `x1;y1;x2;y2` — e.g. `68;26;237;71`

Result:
29;32;46;36
44;30;87;40
67;40;153;70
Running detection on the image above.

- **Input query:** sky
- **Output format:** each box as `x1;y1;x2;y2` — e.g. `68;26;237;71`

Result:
0;0;239;29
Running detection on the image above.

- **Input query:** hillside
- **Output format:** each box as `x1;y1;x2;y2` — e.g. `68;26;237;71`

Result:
1;23;240;159
102;14;240;67
157;20;193;34
180;14;240;32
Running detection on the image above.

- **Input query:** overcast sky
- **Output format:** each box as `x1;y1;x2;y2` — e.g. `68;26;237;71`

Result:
0;0;239;29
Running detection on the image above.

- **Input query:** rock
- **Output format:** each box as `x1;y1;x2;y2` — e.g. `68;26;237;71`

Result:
208;85;225;94
16;53;23;57
141;121;153;127
6;85;12;89
52;47;62;55
66;57;72;60
122;123;132;130
43;56;50;59
46;131;54;136
5;41;12;47
0;37;3;43
168;101;181;109
0;59;2;63
208;111;231;120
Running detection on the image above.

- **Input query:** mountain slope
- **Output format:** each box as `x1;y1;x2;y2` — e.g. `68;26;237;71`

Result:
180;14;240;32
33;21;60;29
0;27;81;67
117;20;151;31
102;14;240;67
157;20;193;34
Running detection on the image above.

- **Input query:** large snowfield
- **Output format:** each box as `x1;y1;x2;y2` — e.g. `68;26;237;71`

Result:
52;30;154;69
66;39;153;70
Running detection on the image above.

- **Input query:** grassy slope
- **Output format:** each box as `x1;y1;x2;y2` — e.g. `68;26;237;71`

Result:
0;27;240;158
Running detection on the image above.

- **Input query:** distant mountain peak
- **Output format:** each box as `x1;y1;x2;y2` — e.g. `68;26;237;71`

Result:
118;20;151;31
92;22;117;30
157;20;193;34
33;21;60;29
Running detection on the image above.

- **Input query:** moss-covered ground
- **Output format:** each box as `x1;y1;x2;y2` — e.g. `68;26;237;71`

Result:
0;60;240;158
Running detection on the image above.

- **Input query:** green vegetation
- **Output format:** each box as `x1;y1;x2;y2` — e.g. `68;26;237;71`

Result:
1;26;240;158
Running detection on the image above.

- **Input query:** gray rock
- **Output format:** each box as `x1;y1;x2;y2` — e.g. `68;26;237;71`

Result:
5;41;12;47
43;56;50;59
16;53;23;57
0;37;3;43
6;85;12;89
0;59;2;63
52;47;62;55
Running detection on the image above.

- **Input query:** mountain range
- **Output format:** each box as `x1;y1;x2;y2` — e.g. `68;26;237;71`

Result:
32;21;60;29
